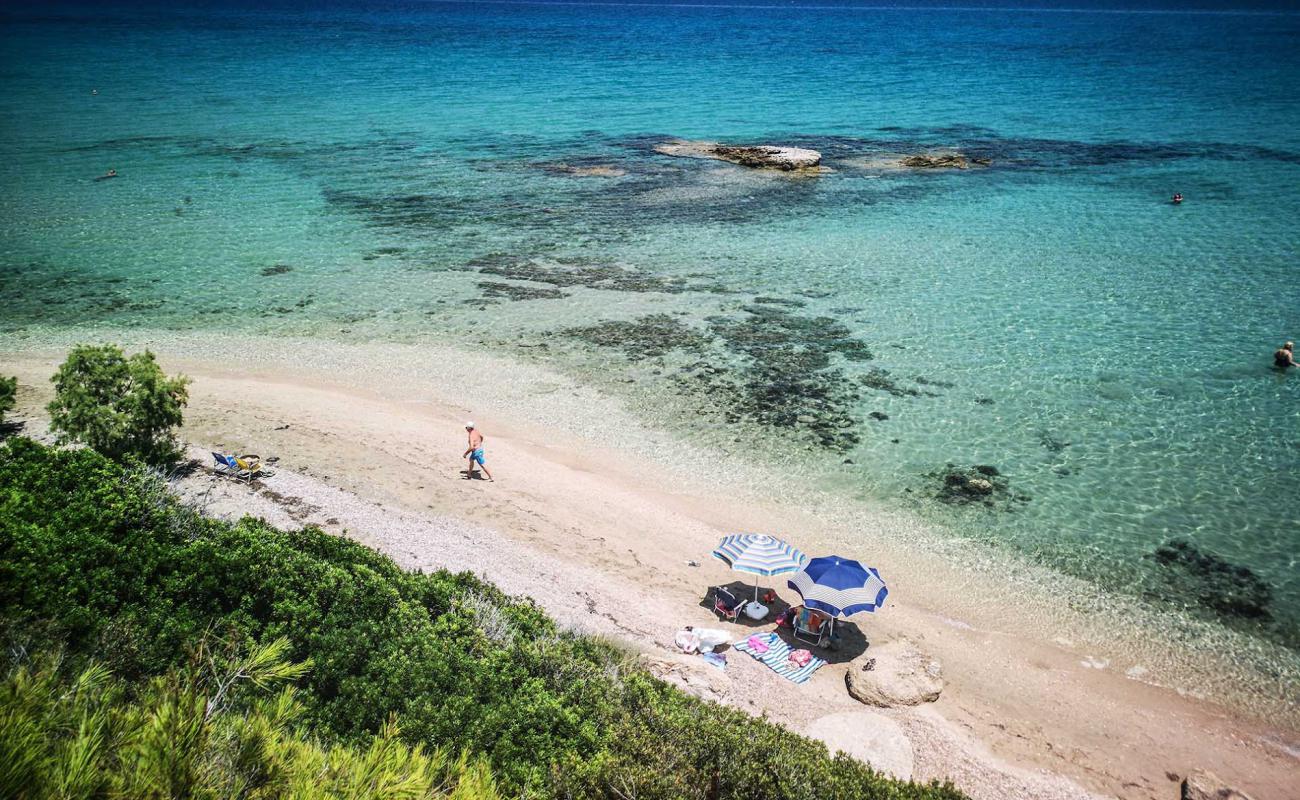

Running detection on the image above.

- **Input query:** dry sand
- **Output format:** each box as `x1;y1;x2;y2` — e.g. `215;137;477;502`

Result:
3;333;1298;800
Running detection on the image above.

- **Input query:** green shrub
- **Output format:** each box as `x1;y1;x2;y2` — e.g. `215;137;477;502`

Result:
0;376;15;423
0;437;966;800
0;637;500;800
46;344;190;465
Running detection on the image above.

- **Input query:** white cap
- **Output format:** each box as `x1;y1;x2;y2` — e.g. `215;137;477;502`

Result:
465;421;475;429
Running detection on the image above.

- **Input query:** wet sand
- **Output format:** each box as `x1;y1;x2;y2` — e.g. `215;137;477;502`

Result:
2;332;1297;799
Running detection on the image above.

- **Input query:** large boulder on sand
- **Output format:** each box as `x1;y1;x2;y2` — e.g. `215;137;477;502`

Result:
655;140;822;171
846;639;943;707
1181;770;1255;800
805;711;914;780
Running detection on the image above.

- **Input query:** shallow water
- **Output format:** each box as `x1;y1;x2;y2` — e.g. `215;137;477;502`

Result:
2;1;1298;648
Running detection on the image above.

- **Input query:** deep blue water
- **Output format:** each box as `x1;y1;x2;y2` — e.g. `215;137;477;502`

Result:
1;0;1298;646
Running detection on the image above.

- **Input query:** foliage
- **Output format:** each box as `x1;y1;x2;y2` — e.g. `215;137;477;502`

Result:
0;437;967;800
46;344;190;465
0;376;15;424
0;637;499;800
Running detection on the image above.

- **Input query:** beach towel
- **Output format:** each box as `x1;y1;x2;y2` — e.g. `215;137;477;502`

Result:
733;632;827;684
745;634;771;654
700;652;727;671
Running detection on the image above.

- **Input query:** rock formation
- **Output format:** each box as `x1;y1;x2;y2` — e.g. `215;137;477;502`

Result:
655;140;822;171
899;153;991;169
805;711;914;780
1181;770;1256;800
845;639;943;707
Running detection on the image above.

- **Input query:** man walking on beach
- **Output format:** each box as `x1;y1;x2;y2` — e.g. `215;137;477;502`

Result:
462;421;494;481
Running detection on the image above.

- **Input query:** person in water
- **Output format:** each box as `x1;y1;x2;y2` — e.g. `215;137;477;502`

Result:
96;168;117;181
462;421;494;481
1172;193;1183;204
1275;342;1297;369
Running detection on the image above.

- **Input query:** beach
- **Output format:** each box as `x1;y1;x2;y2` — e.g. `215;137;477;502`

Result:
4;1;1300;795
3;332;1296;799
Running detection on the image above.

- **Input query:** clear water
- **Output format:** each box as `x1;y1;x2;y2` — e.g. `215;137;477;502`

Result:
2;1;1298;648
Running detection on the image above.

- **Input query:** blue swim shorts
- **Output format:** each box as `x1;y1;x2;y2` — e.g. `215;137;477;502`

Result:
469;448;486;466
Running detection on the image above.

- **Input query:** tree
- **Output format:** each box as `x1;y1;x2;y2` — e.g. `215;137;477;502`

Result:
47;344;191;465
0;376;15;423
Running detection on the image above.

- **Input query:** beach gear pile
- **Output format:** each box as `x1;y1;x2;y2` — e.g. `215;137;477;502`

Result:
703;534;890;686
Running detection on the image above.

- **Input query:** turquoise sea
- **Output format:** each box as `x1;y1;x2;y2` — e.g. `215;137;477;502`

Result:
2;1;1298;651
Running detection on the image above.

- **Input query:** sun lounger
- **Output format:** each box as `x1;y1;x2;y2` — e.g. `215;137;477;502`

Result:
712;586;745;623
733;632;826;684
211;452;266;483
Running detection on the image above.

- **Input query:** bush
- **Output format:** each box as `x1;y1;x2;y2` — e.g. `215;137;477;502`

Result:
0;637;500;800
46;344;190;465
0;438;967;800
0;376;15;423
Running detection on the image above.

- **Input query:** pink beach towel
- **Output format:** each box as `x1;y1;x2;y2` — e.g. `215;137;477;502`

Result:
788;649;813;667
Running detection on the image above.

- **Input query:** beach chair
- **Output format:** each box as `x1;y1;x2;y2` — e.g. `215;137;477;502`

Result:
211;452;261;483
792;607;831;647
211;452;236;478
712;586;745;623
235;455;263;481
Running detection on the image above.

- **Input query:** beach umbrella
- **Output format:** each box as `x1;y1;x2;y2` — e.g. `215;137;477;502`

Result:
786;555;888;619
712;534;808;601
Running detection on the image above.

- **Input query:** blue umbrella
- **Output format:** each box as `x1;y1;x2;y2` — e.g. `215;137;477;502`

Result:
786;555;888;618
712;534;808;601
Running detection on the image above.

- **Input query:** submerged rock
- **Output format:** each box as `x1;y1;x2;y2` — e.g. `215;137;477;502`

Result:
1152;539;1272;619
477;281;568;302
655;139;822;171
540;162;627;177
929;463;1024;508
899;153;991;169
567;314;709;358
1181;770;1255;800
845;639;943;707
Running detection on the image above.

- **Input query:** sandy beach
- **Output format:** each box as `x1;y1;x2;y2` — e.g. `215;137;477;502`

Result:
2;331;1297;800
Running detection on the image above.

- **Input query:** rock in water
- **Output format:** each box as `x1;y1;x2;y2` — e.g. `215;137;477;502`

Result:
1152;539;1272;619
1181;770;1255;800
805;711;914;780
655;139;822;171
899;153;991;169
846;639;943;707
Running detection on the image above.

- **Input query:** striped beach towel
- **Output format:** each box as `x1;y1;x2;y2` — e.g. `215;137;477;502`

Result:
732;632;826;684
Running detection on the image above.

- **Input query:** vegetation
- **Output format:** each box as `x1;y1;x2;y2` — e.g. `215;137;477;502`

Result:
0;437;967;800
0;638;499;800
0;376;15;424
46;344;190;465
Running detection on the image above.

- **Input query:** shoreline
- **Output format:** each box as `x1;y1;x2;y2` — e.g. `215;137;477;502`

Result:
3;330;1298;798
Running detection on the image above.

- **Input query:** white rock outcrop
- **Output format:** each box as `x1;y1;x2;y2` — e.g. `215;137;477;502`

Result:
654;140;822;171
846;638;943;707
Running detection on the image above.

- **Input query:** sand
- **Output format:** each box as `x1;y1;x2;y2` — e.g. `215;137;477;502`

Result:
2;332;1297;800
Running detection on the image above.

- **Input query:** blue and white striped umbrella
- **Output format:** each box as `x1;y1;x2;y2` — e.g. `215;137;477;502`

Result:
787;555;888;618
713;534;808;602
712;534;808;577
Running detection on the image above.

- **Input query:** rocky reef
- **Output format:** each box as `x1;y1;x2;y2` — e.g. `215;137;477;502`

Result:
469;253;730;295
654;140;822;171
928;464;1029;509
559;301;878;452
1151;539;1272;620
899;153;991;169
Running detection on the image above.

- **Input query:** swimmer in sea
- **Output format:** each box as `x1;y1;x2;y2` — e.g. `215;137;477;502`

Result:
95;168;117;181
1275;342;1296;370
1172;193;1183;204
